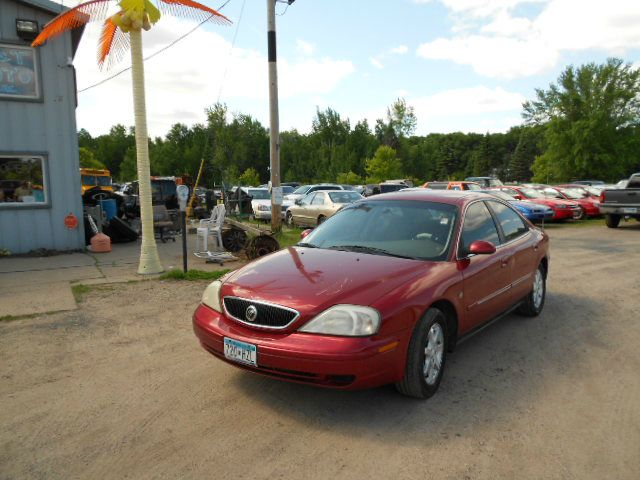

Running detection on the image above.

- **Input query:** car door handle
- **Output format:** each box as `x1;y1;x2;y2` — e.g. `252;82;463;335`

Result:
501;257;510;268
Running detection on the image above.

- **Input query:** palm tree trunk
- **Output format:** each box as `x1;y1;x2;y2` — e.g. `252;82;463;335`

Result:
130;28;163;274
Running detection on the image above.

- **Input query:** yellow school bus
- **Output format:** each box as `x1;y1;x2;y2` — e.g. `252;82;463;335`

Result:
80;168;113;194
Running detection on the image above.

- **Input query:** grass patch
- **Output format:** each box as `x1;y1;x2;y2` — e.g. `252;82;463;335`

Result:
71;284;92;303
274;226;305;249
160;269;230;281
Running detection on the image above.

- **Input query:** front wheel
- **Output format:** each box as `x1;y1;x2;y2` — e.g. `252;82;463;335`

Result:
286;211;294;227
605;214;621;228
395;308;448;399
317;215;326;225
517;263;546;317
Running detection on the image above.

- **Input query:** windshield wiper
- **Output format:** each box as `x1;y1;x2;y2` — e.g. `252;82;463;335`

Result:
327;245;418;260
297;242;319;248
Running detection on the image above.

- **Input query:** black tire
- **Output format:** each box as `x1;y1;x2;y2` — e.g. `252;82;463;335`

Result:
576;208;586;220
221;228;248;252
395;308;448;399
517;263;546;317
605;214;621;228
317;215;326;225
286;211;294;227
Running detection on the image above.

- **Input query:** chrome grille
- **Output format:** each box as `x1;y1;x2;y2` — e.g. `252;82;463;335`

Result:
223;296;299;329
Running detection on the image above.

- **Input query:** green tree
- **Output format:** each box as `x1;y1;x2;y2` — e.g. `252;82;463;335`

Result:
523;58;640;181
238;167;261;186
336;171;363;185
365;146;403;183
79;147;106;169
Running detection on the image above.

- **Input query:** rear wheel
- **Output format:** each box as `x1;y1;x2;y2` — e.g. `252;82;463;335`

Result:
517;263;546;317
286;211;294;227
605;214;621;228
395;308;447;399
317;215;326;225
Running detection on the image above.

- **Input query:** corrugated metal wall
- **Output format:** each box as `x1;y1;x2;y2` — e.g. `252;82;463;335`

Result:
0;0;85;253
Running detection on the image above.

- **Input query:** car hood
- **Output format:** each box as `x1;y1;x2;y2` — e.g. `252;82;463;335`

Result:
529;198;577;208
221;246;437;319
511;200;547;212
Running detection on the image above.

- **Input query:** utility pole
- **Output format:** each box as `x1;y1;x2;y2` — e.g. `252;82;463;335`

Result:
267;0;284;232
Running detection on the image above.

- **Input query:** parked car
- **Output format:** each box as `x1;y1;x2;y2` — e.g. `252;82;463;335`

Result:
599;173;640;228
283;184;344;205
193;190;550;399
465;177;503;188
423;181;482;191
556;184;602;198
493;186;582;220
117;177;178;218
476;190;554;222
571;180;605;186
537;187;601;219
285;190;363;227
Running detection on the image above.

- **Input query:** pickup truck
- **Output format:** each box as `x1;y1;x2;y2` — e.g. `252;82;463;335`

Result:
599;173;640;228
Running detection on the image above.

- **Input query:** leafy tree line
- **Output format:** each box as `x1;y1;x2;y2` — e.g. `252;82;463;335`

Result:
78;58;640;187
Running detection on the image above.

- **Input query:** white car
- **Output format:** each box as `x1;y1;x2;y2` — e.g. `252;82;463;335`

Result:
244;187;286;220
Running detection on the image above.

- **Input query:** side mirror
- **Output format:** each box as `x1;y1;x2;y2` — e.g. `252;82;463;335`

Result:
295;199;302;205
300;229;313;239
469;240;496;255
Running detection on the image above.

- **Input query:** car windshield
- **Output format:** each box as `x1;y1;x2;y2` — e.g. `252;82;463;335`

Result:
520;188;544;199
489;179;503;187
301;200;458;261
248;189;270;199
341;185;357;191
97;176;112;186
292;186;310;195
560;188;585;199
282;186;294;194
466;183;482;190
328;191;363;203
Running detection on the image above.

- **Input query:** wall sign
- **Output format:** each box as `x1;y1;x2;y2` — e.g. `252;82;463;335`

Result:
0;43;40;100
64;213;79;229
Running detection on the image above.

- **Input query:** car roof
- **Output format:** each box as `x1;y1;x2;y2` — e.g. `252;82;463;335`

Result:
363;188;491;206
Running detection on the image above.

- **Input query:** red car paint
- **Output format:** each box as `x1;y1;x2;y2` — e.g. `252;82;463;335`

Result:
547;187;601;217
493;186;582;220
193;191;550;391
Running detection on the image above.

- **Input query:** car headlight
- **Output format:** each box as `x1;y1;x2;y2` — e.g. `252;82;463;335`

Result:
299;305;381;336
257;204;271;211
201;280;223;312
557;204;566;209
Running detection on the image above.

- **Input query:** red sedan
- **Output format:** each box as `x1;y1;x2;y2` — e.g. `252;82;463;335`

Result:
193;191;550;399
494;186;582;220
539;187;601;218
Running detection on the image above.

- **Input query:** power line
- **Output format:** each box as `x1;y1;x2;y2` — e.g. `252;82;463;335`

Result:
216;0;246;103
78;0;234;94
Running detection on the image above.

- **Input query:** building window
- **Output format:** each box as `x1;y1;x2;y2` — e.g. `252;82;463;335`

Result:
0;43;41;100
0;155;49;207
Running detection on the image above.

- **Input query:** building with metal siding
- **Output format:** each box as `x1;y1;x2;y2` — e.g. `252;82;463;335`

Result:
0;0;85;254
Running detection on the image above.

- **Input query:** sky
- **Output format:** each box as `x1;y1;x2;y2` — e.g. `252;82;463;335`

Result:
59;0;640;138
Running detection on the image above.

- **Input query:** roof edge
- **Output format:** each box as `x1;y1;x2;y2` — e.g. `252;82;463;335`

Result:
16;0;68;15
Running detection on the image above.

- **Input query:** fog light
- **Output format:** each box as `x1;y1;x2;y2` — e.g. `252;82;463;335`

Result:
16;19;39;41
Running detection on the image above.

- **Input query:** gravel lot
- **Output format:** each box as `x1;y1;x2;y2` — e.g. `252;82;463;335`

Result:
1;221;639;479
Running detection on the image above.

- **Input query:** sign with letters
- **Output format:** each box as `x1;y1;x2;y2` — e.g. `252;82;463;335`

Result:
0;44;40;100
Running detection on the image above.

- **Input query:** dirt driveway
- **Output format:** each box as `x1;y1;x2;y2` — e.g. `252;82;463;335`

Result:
1;222;639;479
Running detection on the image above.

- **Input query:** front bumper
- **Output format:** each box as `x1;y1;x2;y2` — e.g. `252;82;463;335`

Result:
193;304;406;390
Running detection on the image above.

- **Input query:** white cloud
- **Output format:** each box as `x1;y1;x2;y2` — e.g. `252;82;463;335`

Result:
370;57;384;69
296;39;315;56
417;35;558;79
350;86;525;134
390;45;409;55
73;17;354;137
415;0;640;79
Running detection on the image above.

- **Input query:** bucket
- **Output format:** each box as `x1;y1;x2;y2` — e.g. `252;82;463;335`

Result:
99;199;117;220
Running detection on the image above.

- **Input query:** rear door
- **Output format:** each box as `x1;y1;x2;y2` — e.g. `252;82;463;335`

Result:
295;193;316;226
486;200;536;304
458;201;512;333
309;192;327;225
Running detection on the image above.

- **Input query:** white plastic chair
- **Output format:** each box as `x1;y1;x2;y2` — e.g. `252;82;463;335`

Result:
198;204;225;250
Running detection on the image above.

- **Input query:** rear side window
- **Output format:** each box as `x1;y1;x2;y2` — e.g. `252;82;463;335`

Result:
460;202;500;255
488;201;528;242
427;183;448;190
311;193;325;205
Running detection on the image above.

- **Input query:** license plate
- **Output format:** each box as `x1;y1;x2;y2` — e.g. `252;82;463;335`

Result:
623;208;637;214
223;337;257;367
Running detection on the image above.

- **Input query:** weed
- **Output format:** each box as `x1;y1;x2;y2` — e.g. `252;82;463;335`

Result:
160;269;230;281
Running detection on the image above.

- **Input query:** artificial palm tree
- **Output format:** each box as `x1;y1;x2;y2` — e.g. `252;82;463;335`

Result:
32;0;230;274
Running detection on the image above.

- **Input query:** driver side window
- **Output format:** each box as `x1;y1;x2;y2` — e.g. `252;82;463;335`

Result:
301;193;315;206
459;201;500;256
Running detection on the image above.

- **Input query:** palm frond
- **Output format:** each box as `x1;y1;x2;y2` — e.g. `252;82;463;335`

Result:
157;0;232;25
32;0;115;47
98;18;131;70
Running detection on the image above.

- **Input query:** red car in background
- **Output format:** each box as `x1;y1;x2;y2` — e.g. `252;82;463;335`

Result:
538;187;601;218
493;186;583;220
193;190;550;399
